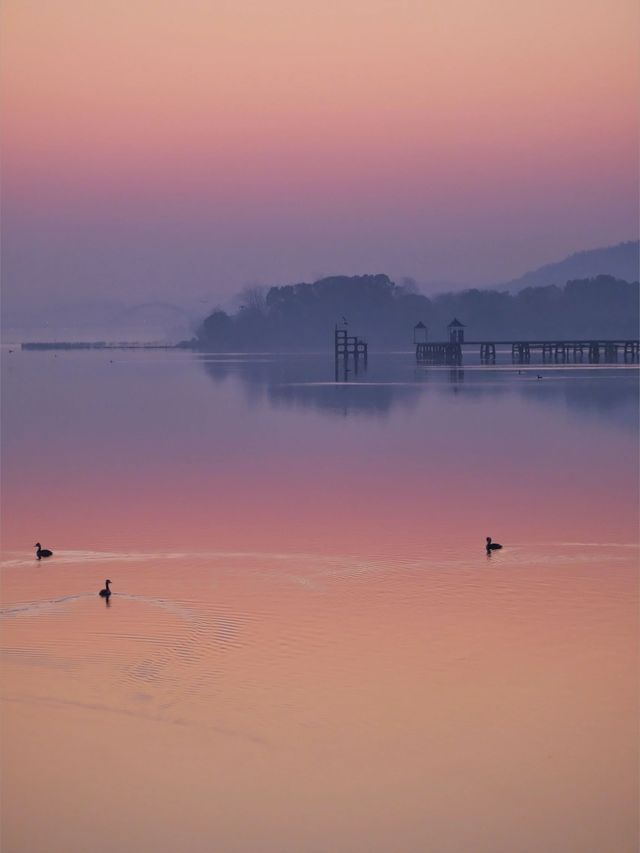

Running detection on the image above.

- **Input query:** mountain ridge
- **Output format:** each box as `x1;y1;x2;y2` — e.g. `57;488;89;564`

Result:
499;240;639;292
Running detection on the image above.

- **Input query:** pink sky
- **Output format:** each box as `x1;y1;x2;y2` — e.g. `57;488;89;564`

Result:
2;0;638;312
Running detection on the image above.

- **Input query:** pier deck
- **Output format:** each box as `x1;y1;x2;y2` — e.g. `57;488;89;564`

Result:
417;339;639;363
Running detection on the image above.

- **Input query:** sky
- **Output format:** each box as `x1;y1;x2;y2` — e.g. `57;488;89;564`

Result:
2;0;638;320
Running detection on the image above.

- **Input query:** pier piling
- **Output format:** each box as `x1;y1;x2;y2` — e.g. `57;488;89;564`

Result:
335;325;368;379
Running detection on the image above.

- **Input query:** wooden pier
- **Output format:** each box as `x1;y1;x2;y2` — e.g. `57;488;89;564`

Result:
415;342;462;364
468;339;640;363
413;319;638;364
416;336;639;364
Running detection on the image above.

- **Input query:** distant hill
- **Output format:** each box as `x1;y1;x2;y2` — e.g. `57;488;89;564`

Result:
502;241;639;292
195;273;639;350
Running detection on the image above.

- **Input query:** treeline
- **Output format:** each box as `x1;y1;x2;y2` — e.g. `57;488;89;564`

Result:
194;274;639;351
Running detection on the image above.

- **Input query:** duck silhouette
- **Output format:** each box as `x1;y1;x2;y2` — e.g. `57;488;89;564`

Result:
99;580;112;598
35;542;53;560
486;536;502;552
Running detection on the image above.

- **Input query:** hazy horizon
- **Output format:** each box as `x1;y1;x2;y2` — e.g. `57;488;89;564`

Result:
3;241;639;344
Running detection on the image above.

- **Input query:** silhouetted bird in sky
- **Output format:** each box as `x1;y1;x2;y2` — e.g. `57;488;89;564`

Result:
35;542;53;560
486;536;502;552
99;580;112;598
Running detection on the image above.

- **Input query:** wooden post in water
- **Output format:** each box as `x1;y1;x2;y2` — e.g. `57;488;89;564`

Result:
335;325;368;379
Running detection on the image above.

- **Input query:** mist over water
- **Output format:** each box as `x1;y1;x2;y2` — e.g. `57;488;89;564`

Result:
1;349;638;853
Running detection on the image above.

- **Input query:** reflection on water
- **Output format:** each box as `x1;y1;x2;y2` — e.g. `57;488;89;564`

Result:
200;352;639;428
202;353;420;416
1;350;638;853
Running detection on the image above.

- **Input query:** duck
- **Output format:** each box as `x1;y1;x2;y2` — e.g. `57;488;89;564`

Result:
99;579;112;598
35;542;53;560
486;536;502;552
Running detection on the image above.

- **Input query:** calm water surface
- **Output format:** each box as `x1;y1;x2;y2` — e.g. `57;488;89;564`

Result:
1;350;638;853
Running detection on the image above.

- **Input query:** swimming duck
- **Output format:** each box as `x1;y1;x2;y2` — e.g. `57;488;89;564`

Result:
99;580;112;598
486;536;502;552
35;542;53;560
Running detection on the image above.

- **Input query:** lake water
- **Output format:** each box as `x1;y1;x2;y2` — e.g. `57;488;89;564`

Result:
1;349;638;853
